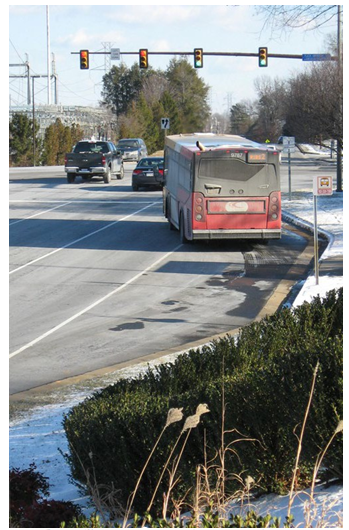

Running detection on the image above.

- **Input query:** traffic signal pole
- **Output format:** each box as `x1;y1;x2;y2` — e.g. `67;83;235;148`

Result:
72;50;337;61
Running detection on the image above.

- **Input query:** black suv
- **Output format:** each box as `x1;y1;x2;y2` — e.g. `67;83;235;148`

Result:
116;138;148;161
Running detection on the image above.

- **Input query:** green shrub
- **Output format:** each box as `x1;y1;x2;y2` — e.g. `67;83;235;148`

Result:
63;288;343;514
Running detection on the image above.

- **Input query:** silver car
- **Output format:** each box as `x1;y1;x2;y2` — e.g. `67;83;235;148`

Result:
116;138;148;161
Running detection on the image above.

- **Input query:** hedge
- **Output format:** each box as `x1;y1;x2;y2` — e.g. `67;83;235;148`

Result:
63;288;343;515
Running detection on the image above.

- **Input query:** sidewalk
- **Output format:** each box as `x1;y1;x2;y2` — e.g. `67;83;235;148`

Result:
281;188;343;306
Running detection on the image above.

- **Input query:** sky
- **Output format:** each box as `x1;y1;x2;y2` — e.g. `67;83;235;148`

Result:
8;4;339;115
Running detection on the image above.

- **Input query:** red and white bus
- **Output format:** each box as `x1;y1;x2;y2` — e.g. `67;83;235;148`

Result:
163;133;281;243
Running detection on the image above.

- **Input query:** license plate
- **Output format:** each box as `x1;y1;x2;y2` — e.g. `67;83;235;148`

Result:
146;172;154;177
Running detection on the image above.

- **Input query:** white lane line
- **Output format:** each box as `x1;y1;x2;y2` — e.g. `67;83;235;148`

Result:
9;202;157;275
9;243;183;359
9;199;162;204
9;202;73;226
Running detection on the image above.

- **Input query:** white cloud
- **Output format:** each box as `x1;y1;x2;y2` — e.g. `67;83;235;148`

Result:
109;5;200;25
55;29;125;48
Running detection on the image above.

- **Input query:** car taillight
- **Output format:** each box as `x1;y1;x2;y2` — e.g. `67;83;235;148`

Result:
101;155;106;165
193;192;206;222
133;169;142;175
158;169;164;175
64;156;67;165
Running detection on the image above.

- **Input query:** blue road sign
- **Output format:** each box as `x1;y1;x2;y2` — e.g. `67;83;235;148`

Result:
302;54;331;61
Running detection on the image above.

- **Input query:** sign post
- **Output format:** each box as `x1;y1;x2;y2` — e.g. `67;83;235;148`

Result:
312;176;333;284
282;137;296;200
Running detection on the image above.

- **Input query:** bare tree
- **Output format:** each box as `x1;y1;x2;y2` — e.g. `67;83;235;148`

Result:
254;77;287;141
256;5;340;38
283;61;342;145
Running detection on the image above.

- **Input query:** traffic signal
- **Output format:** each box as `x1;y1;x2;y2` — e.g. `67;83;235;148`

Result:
194;48;203;68
80;50;89;69
139;49;148;69
258;47;268;67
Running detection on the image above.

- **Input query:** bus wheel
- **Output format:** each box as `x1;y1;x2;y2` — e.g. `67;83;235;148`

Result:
179;212;189;244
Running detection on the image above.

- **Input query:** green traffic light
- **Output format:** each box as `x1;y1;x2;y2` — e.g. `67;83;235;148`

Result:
258;47;268;67
194;48;203;68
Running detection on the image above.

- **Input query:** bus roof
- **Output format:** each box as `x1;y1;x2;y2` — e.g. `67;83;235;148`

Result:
165;133;261;155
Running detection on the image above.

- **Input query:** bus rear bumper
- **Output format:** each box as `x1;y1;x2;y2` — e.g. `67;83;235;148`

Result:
192;229;281;240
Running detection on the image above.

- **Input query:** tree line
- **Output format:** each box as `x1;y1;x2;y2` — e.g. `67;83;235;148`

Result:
100;57;211;153
230;60;342;150
9;54;342;167
9;113;84;167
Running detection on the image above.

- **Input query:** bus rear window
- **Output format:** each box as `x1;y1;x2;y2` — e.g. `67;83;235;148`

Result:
198;158;267;182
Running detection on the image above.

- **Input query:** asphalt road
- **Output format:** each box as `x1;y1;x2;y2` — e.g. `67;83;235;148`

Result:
9;159;326;395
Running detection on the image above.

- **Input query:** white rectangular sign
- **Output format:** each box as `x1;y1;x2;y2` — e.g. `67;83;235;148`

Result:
161;118;170;130
282;136;296;152
111;48;120;60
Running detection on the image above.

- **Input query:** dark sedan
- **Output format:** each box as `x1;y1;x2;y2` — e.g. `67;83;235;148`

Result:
132;157;164;191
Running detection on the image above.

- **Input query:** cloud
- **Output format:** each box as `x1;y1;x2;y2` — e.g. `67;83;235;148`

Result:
109;5;198;25
56;29;125;48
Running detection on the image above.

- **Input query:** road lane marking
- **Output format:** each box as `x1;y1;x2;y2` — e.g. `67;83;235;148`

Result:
9;243;183;359
9;202;158;275
9;202;73;226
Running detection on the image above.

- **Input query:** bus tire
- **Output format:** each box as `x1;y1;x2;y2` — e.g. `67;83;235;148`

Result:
179;212;189;244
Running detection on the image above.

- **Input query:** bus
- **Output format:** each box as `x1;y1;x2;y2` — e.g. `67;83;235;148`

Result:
162;133;281;243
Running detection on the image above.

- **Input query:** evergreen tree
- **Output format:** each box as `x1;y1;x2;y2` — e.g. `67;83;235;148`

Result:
9;112;40;167
166;58;210;132
160;91;181;135
101;63;148;116
42;119;83;165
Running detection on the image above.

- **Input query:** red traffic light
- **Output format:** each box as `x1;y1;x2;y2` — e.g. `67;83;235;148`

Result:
139;49;148;69
80;50;89;69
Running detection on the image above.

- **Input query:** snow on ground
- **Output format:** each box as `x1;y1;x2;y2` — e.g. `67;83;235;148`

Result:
9;184;344;527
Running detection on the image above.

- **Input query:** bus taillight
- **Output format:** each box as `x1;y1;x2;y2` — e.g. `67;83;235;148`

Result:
267;191;281;224
193;192;206;222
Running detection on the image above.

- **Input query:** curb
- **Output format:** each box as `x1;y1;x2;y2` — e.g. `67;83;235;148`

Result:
282;210;334;248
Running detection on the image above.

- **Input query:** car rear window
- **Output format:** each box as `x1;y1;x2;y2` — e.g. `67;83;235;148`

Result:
74;142;109;153
138;158;163;167
118;140;139;148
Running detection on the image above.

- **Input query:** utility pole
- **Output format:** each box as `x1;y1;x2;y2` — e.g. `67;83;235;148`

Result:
9;57;31;104
52;53;58;104
102;42;112;72
336;5;343;192
46;6;51;105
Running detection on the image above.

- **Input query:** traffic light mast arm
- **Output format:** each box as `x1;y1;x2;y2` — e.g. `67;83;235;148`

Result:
72;51;336;61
